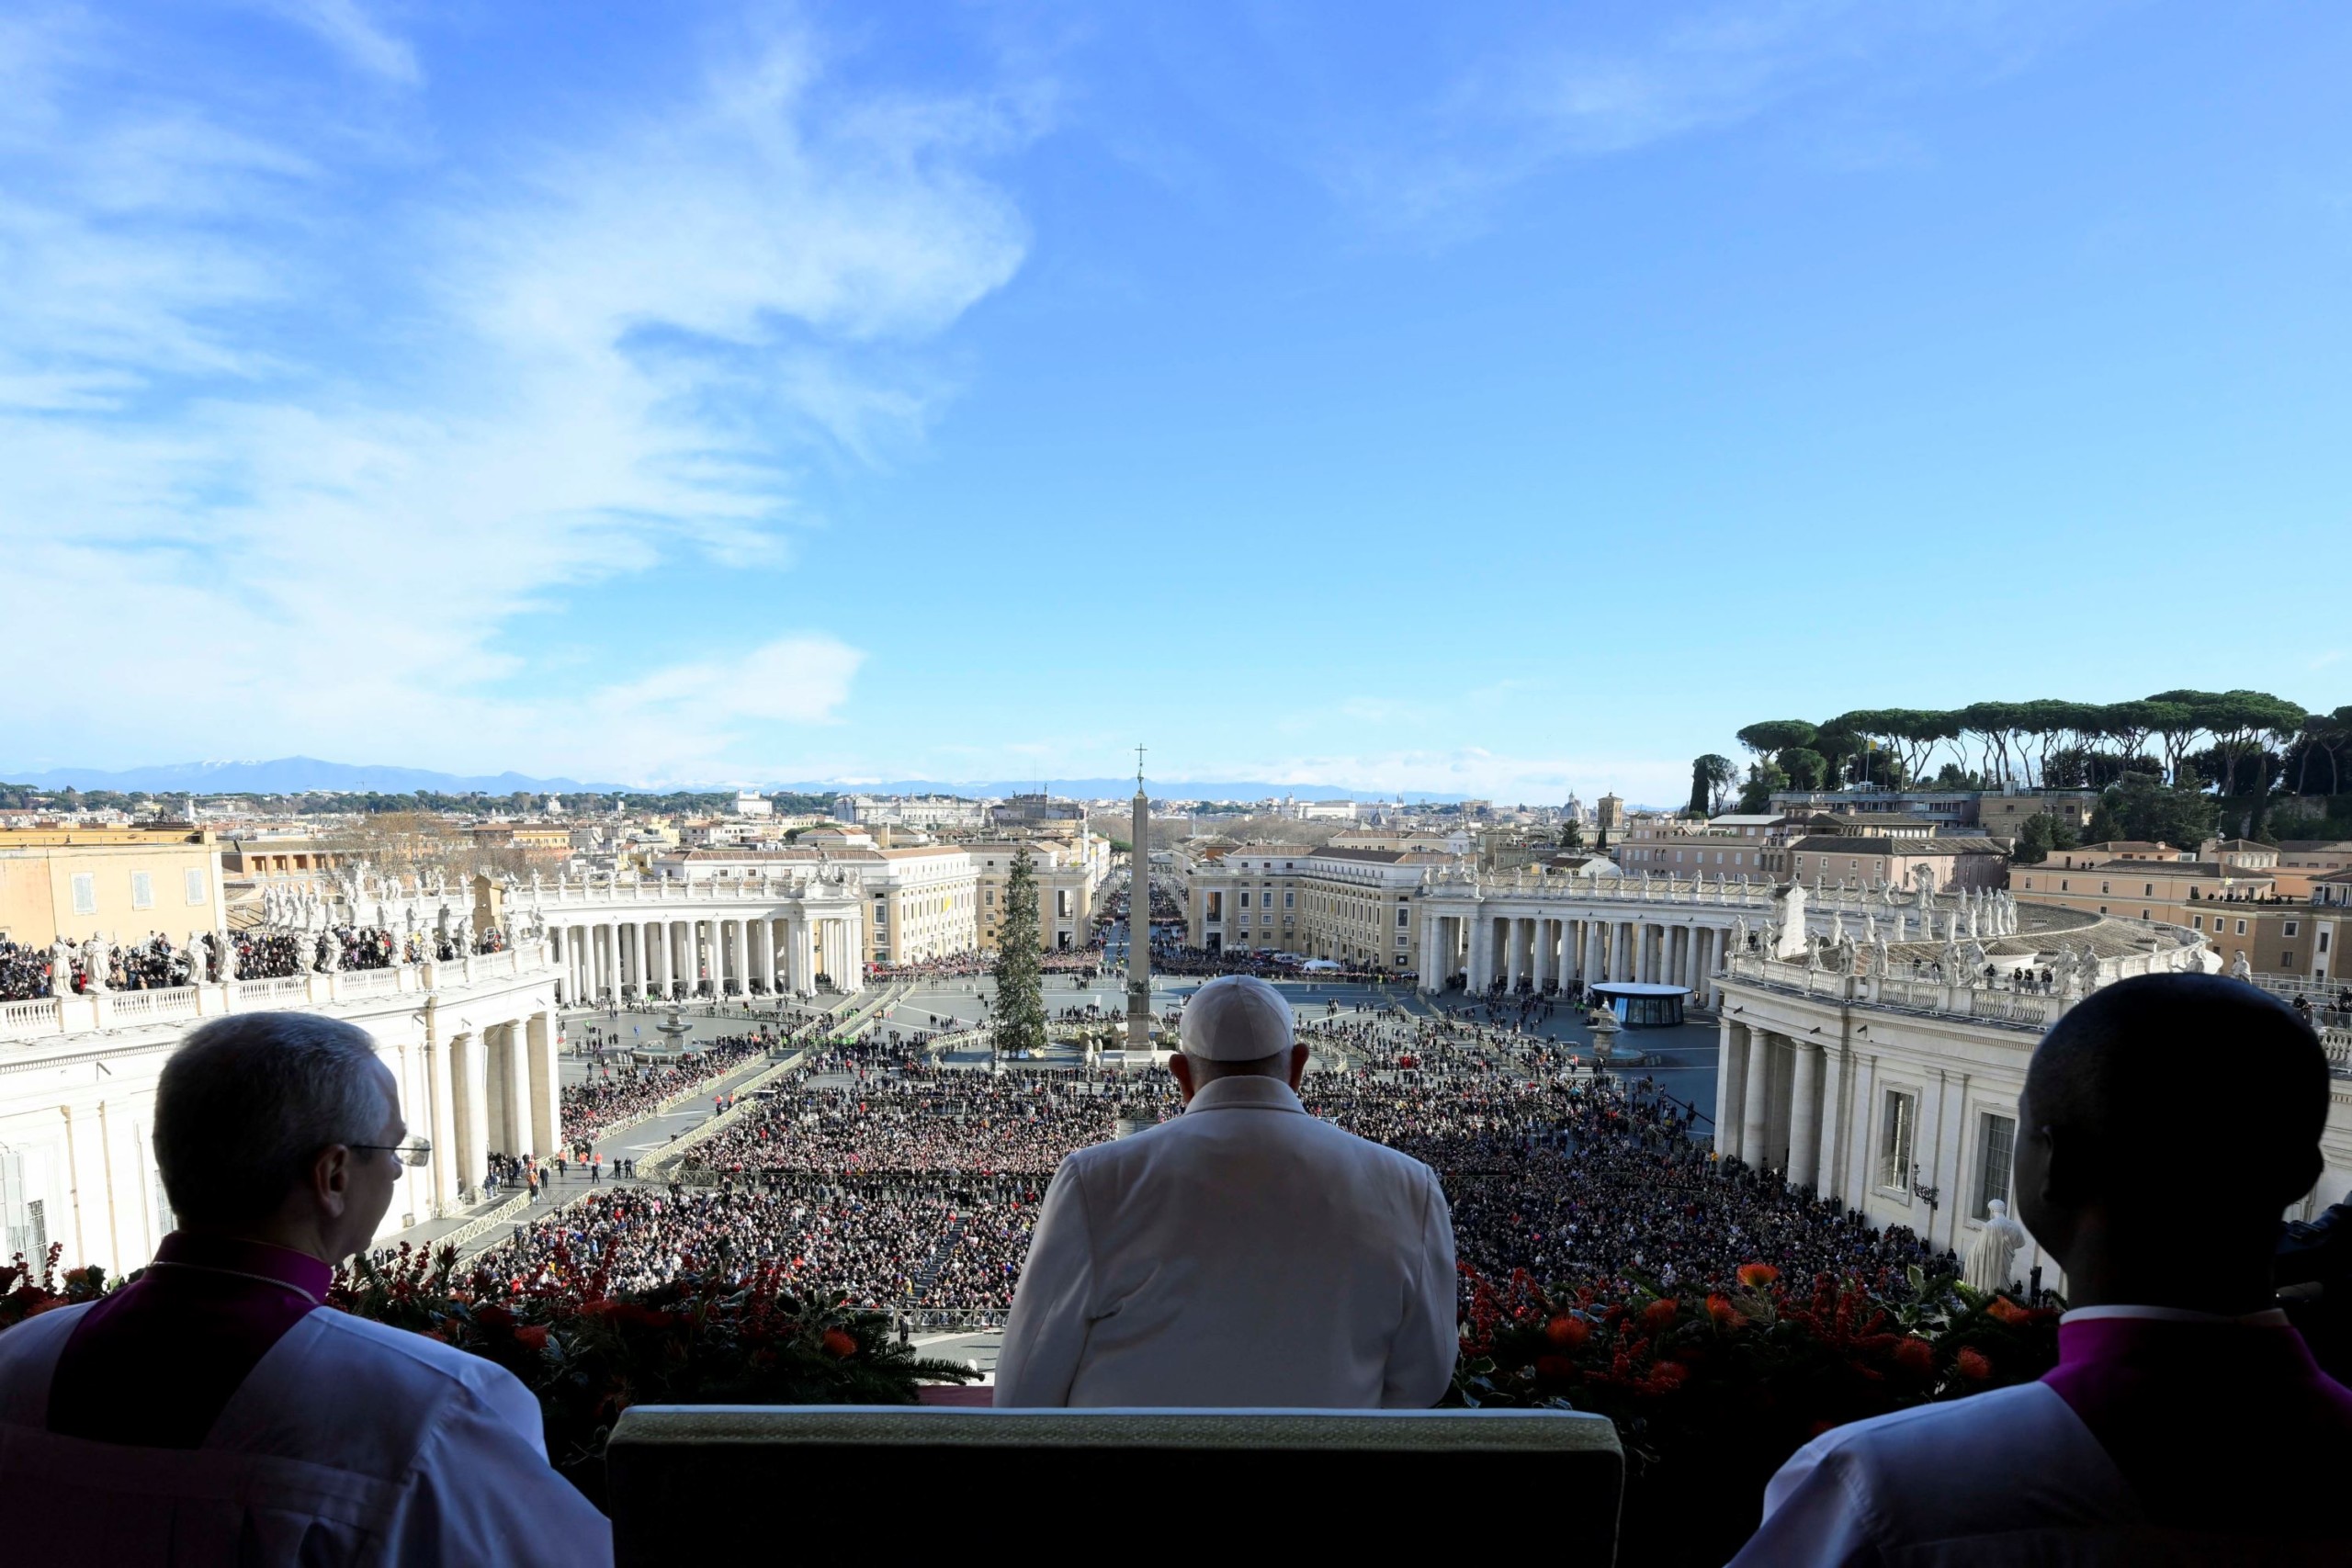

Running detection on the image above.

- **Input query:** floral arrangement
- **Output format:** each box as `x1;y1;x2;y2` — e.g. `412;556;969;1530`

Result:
1452;1262;2063;1567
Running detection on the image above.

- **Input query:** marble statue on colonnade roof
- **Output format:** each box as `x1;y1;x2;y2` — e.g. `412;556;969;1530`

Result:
50;936;76;998
82;933;111;993
183;933;209;986
1868;936;1890;978
1836;934;1858;975
315;931;340;974
1829;910;1846;946
1863;910;1880;945
1732;917;1751;954
217;931;237;982
1963;1200;2030;1292
2230;952;2253;981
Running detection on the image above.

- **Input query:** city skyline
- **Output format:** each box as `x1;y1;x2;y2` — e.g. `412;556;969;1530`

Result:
4;4;2348;803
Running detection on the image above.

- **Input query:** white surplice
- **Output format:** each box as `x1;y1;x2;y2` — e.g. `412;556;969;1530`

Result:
1729;1378;2342;1567
993;1074;1457;1409
0;1301;612;1566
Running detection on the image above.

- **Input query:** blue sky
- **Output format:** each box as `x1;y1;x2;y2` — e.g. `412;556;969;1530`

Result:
3;1;2347;801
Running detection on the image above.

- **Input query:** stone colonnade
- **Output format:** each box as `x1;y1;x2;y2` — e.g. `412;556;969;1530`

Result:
424;1006;564;1209
548;913;859;1004
1419;910;1727;1008
1713;1018;1830;1191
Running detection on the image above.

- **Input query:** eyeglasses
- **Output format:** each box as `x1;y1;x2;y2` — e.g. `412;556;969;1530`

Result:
351;1137;433;1168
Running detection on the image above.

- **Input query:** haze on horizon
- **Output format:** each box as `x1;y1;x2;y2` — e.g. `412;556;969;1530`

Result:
3;3;2346;803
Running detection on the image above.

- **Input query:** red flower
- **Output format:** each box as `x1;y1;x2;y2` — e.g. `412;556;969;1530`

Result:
1639;1299;1680;1336
1736;1263;1780;1289
1985;1295;2031;1325
1956;1347;1994;1381
1707;1293;1739;1328
1544;1314;1590;1349
1532;1354;1579;1382
514;1325;549;1352
821;1328;857;1359
1893;1337;1934;1375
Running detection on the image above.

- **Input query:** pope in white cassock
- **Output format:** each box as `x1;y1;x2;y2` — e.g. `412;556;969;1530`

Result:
0;1013;611;1565
993;975;1458;1408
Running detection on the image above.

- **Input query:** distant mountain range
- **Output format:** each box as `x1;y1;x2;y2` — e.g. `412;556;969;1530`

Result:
1;757;1466;804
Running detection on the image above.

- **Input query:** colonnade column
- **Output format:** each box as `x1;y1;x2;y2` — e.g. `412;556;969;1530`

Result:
1741;1028;1772;1172
501;1021;533;1156
424;1024;458;1217
1789;1040;1824;1190
450;1030;487;1202
526;1011;560;1156
1716;1020;1747;1161
786;916;811;994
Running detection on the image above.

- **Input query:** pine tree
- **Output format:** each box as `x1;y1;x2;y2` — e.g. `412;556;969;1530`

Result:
990;847;1048;1060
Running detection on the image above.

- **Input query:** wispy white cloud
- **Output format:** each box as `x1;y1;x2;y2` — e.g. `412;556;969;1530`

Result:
0;13;1033;779
1323;0;2105;231
248;0;421;85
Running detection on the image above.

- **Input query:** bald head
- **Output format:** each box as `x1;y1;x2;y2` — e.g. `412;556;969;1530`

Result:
2024;973;2325;1225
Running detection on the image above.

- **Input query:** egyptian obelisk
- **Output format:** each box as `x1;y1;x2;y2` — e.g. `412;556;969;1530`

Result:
1126;747;1151;1055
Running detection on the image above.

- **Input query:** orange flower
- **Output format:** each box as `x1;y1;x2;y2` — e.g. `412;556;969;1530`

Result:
1707;1293;1739;1328
1985;1295;2031;1325
1736;1263;1780;1289
1639;1299;1680;1335
1956;1347;1994;1381
1893;1337;1934;1375
1544;1314;1590;1349
820;1328;857;1359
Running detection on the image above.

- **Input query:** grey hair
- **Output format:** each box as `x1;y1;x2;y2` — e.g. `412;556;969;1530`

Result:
153;1013;395;1226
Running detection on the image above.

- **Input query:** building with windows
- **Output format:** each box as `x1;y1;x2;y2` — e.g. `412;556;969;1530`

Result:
833;794;992;830
862;846;979;966
0;828;226;947
1612;814;1793;877
2012;842;2278;931
969;837;1112;952
1183;845;1453;971
1785;835;2008;892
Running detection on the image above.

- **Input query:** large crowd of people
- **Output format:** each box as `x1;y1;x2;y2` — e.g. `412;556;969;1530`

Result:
476;995;1953;1325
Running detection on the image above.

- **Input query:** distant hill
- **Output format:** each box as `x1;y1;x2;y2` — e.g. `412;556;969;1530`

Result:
0;758;632;795
0;757;1468;804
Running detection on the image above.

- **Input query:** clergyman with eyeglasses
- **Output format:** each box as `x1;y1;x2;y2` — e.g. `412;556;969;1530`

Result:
0;1012;610;1564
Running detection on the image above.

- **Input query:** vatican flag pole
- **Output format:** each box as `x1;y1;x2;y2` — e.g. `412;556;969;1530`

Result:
1126;747;1152;1058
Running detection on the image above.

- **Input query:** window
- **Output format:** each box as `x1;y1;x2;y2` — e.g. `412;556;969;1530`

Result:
2193;915;2203;929
1238;892;1250;908
2236;919;2248;935
130;872;153;909
1975;1113;2017;1222
1878;1090;1917;1192
2281;952;2295;968
2322;930;2333;954
1396;908;1409;928
1396;933;1408;947
184;868;207;905
2284;920;2300;938
1283;891;1295;908
72;874;96;915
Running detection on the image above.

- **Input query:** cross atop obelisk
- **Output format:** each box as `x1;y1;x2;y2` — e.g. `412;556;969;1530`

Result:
1126;747;1151;1057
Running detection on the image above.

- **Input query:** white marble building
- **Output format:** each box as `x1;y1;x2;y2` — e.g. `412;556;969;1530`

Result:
0;947;562;1279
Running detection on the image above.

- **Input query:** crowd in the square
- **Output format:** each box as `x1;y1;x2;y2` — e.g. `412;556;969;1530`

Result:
477;993;1952;1323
